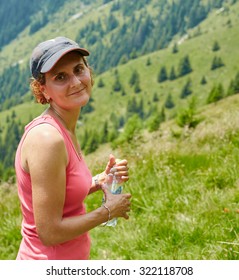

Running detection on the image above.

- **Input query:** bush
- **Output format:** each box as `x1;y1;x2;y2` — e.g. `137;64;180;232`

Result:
177;97;200;128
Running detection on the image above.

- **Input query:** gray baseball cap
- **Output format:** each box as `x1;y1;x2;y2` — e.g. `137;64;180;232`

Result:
30;36;89;79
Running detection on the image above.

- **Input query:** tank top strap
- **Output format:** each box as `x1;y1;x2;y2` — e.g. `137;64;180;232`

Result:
24;115;63;135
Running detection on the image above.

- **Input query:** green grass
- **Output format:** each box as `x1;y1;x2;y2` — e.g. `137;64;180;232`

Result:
1;1;239;260
85;96;239;260
0;183;21;259
2;95;239;260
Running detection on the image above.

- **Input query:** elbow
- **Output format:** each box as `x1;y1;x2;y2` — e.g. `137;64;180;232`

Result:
37;226;60;247
38;232;56;247
40;238;55;247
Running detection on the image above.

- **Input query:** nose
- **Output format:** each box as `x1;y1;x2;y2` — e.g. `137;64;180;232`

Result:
70;74;81;87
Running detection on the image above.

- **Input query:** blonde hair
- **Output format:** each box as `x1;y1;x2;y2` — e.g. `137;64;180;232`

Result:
30;56;94;105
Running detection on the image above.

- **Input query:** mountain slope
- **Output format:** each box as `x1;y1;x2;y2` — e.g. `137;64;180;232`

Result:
0;0;239;179
2;93;239;259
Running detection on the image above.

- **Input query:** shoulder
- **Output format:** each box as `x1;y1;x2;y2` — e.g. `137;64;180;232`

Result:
26;123;64;145
22;123;68;168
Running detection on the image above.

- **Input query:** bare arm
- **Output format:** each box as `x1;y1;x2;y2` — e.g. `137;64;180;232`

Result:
22;124;131;246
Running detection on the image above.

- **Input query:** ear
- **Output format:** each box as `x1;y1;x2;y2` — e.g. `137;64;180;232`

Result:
40;84;46;93
40;85;51;102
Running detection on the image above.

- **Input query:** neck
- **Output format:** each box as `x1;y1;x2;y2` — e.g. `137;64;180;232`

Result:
48;106;80;134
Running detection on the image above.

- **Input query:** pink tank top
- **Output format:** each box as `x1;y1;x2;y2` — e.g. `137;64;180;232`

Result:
15;115;92;260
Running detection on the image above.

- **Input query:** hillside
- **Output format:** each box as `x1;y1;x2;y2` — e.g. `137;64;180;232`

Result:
0;0;239;180
1;0;239;261
2;93;239;259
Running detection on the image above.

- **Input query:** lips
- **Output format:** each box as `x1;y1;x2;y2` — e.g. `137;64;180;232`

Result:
69;87;86;96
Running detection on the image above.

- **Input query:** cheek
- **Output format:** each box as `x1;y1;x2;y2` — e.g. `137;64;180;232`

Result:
45;84;67;99
82;70;93;86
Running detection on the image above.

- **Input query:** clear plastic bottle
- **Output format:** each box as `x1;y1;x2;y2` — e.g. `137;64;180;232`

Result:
102;161;123;227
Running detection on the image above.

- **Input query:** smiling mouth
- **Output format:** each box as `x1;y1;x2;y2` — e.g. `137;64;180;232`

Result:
70;88;86;95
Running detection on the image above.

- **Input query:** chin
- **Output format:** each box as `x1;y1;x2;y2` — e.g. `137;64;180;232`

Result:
80;95;90;107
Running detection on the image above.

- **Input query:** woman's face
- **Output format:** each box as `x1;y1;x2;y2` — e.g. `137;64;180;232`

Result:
42;52;92;110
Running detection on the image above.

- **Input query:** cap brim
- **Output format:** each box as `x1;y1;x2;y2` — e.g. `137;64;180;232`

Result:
41;46;89;73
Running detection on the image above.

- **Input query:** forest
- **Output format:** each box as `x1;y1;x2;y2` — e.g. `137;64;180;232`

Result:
0;0;238;181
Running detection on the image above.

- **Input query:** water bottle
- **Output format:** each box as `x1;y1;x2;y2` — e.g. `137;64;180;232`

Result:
102;160;123;227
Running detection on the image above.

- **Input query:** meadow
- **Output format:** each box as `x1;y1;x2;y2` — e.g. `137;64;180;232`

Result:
1;94;239;260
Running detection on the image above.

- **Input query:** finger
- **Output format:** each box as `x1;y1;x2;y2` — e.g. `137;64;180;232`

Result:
124;193;132;199
114;175;129;184
115;159;128;167
114;165;129;172
105;154;116;174
120;175;129;181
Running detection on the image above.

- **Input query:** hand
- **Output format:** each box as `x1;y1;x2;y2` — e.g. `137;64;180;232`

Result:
102;185;131;219
104;154;129;183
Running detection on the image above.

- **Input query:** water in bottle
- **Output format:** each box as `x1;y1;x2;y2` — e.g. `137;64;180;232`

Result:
102;165;123;227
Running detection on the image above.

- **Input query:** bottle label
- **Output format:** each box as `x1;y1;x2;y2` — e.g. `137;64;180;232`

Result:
112;185;123;194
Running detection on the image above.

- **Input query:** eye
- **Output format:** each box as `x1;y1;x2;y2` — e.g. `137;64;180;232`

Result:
55;73;67;82
74;65;85;75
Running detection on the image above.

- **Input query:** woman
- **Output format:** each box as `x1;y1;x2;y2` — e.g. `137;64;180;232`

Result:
15;36;131;260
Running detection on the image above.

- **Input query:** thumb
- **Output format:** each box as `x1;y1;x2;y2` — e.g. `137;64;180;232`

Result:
105;154;116;174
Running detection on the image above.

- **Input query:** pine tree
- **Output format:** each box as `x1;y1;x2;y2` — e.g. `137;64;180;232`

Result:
106;14;119;31
138;98;144;119
157;66;168;83
211;56;225;70
129;70;139;87
180;79;193;99
169;66;177;80
134;80;141;93
233;72;239;93
200;75;207;85
212;40;220;52
228;72;239;94
84;131;99;155
130;49;138;59
126;97;138;119
178;55;193;77
177;97;199;128
153;92;159;102
207;83;224;104
148;112;161;132
101;120;109;144
227;79;235;96
146;57;151;66
113;76;122;92
81;129;89;150
121;88;126;96
97;78;105;88
164;93;175;108
147;106;165;132
119;54;128;65
172;43;178;54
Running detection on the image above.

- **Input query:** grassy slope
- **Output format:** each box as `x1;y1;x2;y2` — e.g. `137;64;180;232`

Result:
85;94;239;260
1;1;239;260
2;93;239;259
1;2;239;139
